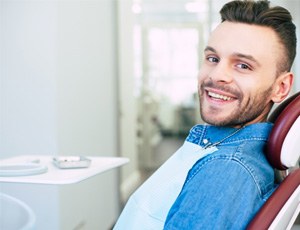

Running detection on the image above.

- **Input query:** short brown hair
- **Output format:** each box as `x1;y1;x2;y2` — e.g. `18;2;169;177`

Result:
220;0;297;73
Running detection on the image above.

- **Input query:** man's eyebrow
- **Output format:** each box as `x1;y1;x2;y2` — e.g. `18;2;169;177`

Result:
234;52;261;66
204;46;216;53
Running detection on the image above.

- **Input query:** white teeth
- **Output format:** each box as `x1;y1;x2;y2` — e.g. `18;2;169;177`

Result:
208;91;233;101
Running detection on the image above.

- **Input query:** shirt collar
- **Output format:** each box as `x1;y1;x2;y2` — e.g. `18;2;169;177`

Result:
186;122;273;147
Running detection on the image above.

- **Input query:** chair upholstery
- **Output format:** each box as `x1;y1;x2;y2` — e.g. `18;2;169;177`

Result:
267;92;300;170
247;92;300;230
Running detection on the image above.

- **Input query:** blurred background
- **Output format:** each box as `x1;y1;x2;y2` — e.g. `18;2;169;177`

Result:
1;0;300;229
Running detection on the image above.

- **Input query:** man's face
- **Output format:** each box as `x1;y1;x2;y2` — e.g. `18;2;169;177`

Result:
198;21;285;127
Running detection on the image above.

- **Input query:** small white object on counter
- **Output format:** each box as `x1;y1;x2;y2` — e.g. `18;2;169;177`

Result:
52;156;91;169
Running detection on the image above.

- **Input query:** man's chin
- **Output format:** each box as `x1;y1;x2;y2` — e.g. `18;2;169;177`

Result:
201;115;240;127
202;117;225;126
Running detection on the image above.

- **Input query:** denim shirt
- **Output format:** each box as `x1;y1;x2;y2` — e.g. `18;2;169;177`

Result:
114;123;276;230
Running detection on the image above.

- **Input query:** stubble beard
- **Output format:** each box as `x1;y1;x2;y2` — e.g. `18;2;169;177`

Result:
198;81;274;127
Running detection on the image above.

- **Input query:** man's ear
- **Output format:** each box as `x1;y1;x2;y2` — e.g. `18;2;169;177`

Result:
271;72;294;103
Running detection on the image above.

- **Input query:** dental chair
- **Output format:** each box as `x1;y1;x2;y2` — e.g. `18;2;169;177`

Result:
248;92;300;230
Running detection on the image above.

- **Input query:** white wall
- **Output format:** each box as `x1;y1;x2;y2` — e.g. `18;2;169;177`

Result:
0;0;120;229
0;0;58;158
56;0;119;156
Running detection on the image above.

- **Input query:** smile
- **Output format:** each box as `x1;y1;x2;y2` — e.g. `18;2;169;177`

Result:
207;91;234;101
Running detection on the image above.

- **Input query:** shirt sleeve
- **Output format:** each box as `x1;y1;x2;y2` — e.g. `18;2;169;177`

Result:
164;157;265;230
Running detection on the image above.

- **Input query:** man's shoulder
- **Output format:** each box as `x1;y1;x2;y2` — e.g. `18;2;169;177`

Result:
188;144;275;198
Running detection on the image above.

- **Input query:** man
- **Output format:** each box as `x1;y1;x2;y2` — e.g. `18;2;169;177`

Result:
114;0;297;229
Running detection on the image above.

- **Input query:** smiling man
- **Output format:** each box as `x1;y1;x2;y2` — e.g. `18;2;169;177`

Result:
114;1;297;229
198;20;293;128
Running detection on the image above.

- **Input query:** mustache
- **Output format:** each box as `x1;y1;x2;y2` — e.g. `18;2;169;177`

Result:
199;80;242;98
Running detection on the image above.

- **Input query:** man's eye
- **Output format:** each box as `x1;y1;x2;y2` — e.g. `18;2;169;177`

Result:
237;63;251;70
207;57;219;63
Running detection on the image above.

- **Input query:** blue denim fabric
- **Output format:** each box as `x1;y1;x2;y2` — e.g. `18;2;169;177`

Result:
164;123;276;229
114;123;275;230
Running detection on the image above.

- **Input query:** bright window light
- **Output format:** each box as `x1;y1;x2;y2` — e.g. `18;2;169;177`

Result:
185;1;207;13
132;3;142;14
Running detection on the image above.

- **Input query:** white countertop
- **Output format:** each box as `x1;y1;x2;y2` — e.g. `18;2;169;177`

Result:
0;155;129;185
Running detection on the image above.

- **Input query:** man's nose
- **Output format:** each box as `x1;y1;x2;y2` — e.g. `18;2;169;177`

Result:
209;61;233;83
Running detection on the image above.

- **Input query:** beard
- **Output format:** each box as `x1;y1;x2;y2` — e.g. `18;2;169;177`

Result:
198;80;274;127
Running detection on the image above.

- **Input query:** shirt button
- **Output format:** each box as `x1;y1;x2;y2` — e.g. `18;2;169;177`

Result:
203;139;208;144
